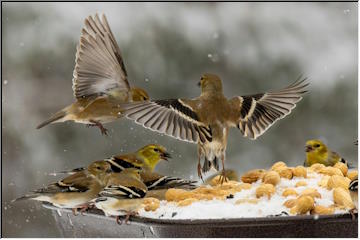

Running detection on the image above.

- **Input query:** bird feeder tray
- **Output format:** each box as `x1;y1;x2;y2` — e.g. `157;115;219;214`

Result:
44;203;357;237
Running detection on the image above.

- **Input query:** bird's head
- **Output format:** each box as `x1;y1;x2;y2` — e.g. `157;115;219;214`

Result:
130;87;150;101
88;160;113;181
198;73;223;94
305;139;327;154
119;168;142;180
137;144;171;171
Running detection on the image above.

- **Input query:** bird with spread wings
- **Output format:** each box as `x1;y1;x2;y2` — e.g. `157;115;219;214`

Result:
121;73;309;181
36;14;149;135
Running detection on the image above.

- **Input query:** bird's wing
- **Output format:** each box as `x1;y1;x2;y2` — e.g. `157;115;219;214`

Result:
33;173;93;194
72;13;130;100
105;155;143;172
100;174;147;198
121;99;212;143
141;171;197;190
329;151;344;165
229;77;309;139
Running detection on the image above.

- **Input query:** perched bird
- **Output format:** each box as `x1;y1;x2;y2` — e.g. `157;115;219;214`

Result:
36;13;149;135
95;168;148;224
304;139;349;167
95;168;196;224
100;168;147;199
121;73;308;181
55;144;171;175
349;178;358;218
53;144;196;190
13;161;112;215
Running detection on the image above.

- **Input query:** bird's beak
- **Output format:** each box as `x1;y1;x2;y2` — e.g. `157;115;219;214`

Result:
305;145;313;152
161;152;172;161
197;81;201;87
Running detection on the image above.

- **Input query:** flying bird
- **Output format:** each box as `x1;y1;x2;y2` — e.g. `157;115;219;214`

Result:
36;13;149;135
121;73;309;181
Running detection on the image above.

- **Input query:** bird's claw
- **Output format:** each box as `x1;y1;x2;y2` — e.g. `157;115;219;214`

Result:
89;120;108;136
219;170;228;184
116;216;123;225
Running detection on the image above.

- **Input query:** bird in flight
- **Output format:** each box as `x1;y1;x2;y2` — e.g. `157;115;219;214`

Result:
121;73;309;182
37;14;149;135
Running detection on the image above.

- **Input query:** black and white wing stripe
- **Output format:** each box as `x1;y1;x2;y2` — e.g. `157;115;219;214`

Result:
349;178;358;192
122;99;212;143
100;185;146;199
145;176;197;190
105;156;142;172
72;13;130;99
232;77;309;139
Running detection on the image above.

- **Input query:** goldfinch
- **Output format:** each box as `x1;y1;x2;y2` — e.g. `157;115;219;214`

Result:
95;168;195;223
304;139;349;167
54;144;195;190
349;178;358;218
100;168;147;199
56;144;171;175
121;73;308;181
13;161;112;214
95;168;147;224
36;13;149;135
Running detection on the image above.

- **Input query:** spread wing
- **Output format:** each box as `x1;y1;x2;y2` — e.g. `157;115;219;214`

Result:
72;13;130;100
230;77;309;139
121;99;212;143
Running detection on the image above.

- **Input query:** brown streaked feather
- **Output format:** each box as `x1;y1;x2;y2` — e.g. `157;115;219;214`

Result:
121;99;212;144
231;77;309;139
72;13;130;100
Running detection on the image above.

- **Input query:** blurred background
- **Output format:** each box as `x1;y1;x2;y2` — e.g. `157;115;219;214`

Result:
2;2;357;237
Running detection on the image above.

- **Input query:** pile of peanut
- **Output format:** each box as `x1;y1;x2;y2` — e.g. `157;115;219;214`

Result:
157;161;357;216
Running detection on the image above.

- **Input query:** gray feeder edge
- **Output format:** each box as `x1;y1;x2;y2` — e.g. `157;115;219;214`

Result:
44;203;358;238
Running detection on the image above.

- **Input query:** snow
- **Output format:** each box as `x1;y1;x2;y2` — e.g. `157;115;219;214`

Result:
138;170;348;220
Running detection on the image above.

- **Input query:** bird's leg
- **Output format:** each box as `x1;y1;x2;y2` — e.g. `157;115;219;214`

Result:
89;120;108;135
219;154;228;184
197;147;204;182
71;208;78;216
124;211;138;225
116;216;123;225
78;203;93;215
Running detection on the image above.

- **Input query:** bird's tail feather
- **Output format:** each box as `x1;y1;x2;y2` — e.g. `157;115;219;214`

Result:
11;194;38;203
36;110;66;129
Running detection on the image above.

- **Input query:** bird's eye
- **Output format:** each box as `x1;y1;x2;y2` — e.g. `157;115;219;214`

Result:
154;148;159;152
96;166;102;170
314;144;320;148
340;158;346;163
